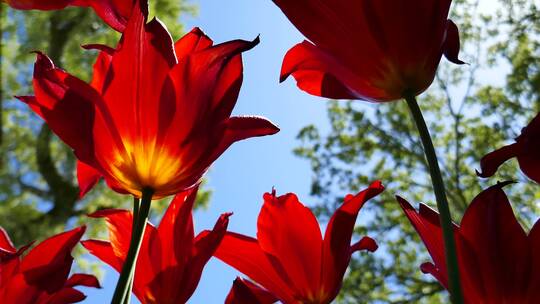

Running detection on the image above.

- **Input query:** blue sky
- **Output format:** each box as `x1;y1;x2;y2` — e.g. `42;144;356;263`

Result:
82;0;331;302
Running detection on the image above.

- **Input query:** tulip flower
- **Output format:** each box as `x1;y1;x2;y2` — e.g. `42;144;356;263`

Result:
397;182;540;303
478;112;540;184
2;0;133;32
225;277;277;304
213;181;384;304
17;0;278;200
1;0;72;10
0;226;100;304
274;0;464;102
82;187;231;304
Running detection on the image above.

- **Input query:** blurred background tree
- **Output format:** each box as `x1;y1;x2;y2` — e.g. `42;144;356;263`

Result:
0;0;209;248
294;0;540;302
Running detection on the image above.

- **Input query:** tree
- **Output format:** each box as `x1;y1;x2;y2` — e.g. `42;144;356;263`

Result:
0;0;208;247
294;0;540;302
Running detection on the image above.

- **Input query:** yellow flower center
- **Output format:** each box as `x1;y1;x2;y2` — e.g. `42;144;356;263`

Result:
108;140;183;198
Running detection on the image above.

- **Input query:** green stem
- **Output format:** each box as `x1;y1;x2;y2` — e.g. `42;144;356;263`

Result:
404;94;464;304
111;189;153;304
122;198;140;304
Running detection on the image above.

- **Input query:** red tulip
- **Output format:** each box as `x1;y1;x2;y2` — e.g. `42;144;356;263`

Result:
274;0;464;102
477;112;540;183
17;0;278;199
398;182;540;303
0;226;100;304
225;277;277;304
2;0;72;10
2;0;134;32
82;187;231;304
213;181;384;304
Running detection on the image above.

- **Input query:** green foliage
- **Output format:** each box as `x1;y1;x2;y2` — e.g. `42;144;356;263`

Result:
0;1;208;249
295;0;540;302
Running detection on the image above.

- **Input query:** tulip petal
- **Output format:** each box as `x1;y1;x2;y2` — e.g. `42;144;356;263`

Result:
175;27;213;60
20;226;85;293
350;236;378;254
77;160;102;198
83;46;114;94
257;191;323;298
528;221;540;301
168;37;260;143
479;142;519;178
88;209;132;259
45;288;86;304
65;274;101;289
4;0;71;10
321;181;384;299
517;153;540;184
72;0;138;32
216;116;280;156
396;197;449;280
225;277;277;304
80;240;122;272
459;182;529;302
168;212;232;303
443;20;465;65
156;188;195;272
271;0;356;50
280;41;359;99
419;262;448;288
18;52;99;165
97;1;176;157
213;232;296;303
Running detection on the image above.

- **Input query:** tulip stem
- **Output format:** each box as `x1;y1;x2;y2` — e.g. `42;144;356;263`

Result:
404;93;464;304
122;197;140;304
111;189;153;304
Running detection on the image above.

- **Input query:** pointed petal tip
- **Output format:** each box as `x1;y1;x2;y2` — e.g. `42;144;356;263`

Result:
369;180;385;191
190;27;204;34
444;20;466;65
81;44;115;55
32;51;54;69
395;195;411;207
72;225;87;236
419;262;438;275
351;236;378;253
14;95;36;104
67;273;102;289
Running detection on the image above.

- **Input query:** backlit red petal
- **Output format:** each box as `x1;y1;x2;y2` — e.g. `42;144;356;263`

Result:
76;160;102;198
459;183;529;302
517;154;540;184
88;209;132;259
80;240;122;272
20;227;85;293
396;197;448;279
72;0;138;32
174;27;213;60
214;232;295;303
443;20;465;64
257;192;322;298
321;181;383;300
22;52;99;165
225;277;277;304
99;2;176;152
4;0;71;10
168;212;231;303
280;41;359;100
155;189;196;274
